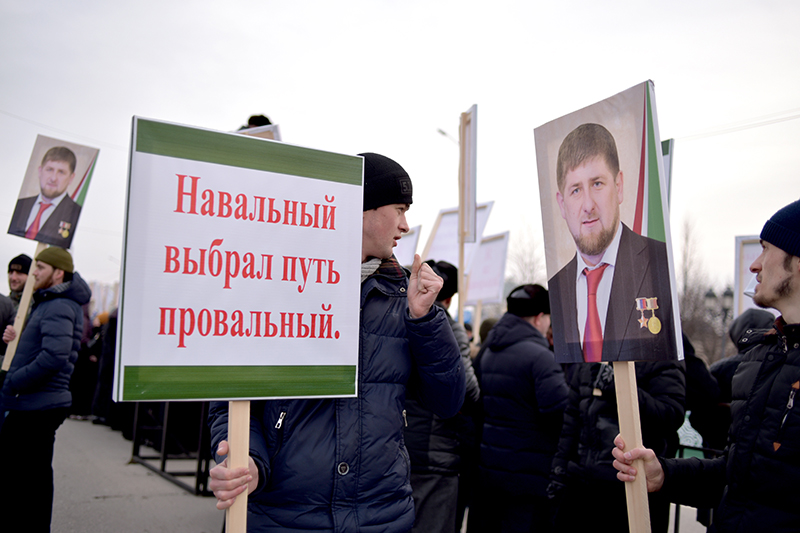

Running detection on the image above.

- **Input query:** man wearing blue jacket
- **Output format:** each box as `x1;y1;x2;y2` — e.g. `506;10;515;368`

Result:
0;246;92;532
208;152;466;532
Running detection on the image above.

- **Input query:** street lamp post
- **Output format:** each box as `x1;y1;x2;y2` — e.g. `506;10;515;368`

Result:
704;287;734;360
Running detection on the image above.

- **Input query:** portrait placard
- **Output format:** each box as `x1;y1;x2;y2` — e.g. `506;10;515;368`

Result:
535;81;682;363
7;135;99;249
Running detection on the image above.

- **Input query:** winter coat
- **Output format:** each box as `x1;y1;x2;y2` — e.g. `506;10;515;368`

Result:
1;272;91;411
208;257;465;532
661;320;800;532
404;304;480;476
475;312;568;497
550;360;685;533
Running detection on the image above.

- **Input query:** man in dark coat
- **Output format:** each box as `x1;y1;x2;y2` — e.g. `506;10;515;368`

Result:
469;284;568;533
614;198;800;532
404;260;480;533
0;246;92;531
207;153;465;532
8;146;82;249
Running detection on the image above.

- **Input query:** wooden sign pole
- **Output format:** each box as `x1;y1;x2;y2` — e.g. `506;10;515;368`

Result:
2;242;46;372
613;361;651;533
226;400;251;533
457;112;467;327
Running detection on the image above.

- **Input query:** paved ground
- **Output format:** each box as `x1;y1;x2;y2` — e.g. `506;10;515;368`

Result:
52;417;223;533
51;417;706;532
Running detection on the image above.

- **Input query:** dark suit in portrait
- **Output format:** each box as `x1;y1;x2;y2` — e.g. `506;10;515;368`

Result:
8;195;82;249
549;224;678;363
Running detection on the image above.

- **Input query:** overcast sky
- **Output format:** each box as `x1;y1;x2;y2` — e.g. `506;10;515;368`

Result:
2;0;800;308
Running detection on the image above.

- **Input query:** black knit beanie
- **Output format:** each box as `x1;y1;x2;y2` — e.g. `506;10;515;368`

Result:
425;260;458;301
8;254;32;274
359;152;413;211
761;199;800;258
507;284;550;317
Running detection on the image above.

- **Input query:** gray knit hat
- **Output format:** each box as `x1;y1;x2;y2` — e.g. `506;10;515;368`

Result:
761;199;800;258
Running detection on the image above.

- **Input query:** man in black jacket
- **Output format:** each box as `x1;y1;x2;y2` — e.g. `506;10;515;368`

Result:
613;198;800;532
404;260;480;533
470;284;568;533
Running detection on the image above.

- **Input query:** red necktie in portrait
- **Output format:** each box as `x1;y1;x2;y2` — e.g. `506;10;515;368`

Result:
583;263;609;363
25;201;53;239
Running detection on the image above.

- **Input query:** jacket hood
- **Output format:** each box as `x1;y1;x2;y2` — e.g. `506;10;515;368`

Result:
728;308;775;346
485;312;548;351
34;271;92;308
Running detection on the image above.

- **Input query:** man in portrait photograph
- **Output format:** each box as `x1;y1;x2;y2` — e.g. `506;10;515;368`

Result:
547;123;678;362
8;146;82;249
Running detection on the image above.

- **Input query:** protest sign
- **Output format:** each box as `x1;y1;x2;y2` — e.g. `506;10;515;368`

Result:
465;232;509;306
7;135;99;249
535;80;682;364
421;201;493;273
114;118;363;402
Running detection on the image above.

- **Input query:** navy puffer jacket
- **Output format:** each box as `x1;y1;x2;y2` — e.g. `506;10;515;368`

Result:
209;257;465;532
475;312;569;497
2;272;91;411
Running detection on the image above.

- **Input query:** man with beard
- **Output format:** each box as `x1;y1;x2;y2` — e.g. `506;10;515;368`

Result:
613;199;800;532
0;246;92;531
547;123;677;362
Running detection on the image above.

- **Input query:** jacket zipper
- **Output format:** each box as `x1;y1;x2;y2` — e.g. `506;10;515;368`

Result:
774;381;798;451
271;410;287;460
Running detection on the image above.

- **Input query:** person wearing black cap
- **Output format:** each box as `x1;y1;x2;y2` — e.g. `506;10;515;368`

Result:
208;153;465;532
0;246;91;531
404;260;480;533
466;284;568;532
613;198;800;533
8;253;32;311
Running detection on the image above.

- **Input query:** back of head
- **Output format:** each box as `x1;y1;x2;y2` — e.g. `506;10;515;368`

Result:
556;123;619;193
506;284;550;318
479;317;499;344
359;152;413;211
728;308;775;345
761;198;800;258
35;246;74;274
425;260;458;302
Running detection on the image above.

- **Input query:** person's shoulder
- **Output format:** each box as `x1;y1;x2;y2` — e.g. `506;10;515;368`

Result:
549;254;577;286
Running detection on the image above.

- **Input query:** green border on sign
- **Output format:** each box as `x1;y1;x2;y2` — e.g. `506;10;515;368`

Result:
135;118;362;185
122;365;357;401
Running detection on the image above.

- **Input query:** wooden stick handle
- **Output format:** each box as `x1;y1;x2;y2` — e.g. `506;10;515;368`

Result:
613;361;651;533
2;242;47;372
226;400;251;533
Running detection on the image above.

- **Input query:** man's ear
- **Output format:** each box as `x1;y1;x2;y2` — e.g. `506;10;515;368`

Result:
556;191;567;220
52;268;65;284
615;171;624;205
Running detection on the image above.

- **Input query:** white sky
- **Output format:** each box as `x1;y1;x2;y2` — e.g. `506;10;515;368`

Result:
2;0;800;300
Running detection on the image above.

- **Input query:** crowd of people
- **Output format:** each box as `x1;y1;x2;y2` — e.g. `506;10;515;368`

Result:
206;150;800;533
2;145;798;533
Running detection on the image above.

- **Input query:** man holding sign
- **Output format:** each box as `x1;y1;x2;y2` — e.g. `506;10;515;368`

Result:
208;152;465;532
613;199;800;533
0;246;91;531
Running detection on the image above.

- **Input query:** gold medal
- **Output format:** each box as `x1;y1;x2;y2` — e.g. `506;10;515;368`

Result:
648;316;662;335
